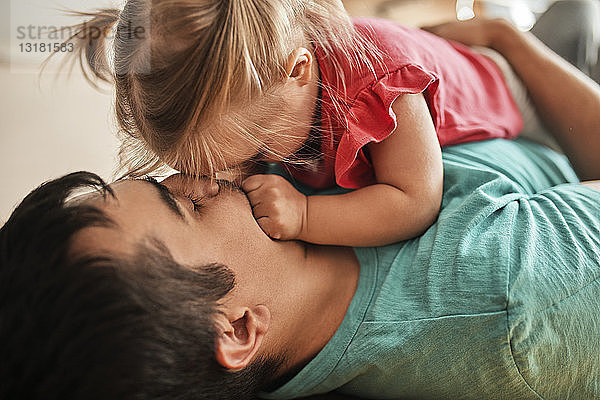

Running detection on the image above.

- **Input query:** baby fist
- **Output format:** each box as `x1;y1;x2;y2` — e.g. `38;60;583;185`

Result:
242;174;307;240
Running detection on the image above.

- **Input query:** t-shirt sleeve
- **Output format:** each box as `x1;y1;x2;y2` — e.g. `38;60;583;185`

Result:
335;65;438;189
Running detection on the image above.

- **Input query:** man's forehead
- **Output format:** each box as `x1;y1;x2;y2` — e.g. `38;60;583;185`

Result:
66;181;150;257
65;179;142;210
66;187;106;206
69;224;133;260
70;179;153;207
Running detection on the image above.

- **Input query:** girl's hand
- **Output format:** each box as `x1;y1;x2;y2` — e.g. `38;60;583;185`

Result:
242;174;308;240
422;18;511;49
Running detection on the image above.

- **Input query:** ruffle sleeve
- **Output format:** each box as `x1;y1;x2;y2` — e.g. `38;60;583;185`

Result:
335;64;439;189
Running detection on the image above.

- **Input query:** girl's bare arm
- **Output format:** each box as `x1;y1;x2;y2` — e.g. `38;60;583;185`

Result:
298;93;443;247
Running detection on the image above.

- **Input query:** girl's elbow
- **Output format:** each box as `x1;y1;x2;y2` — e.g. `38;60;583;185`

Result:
420;189;443;227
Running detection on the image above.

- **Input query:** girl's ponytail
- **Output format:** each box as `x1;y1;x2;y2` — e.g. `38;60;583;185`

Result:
64;9;120;84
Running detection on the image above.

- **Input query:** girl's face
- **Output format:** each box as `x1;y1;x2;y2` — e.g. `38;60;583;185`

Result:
215;48;321;171
234;117;312;165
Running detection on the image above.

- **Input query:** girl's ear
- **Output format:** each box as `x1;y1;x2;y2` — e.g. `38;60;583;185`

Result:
285;47;313;86
214;305;271;371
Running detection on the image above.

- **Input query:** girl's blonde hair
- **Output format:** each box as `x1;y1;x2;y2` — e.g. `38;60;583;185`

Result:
61;0;380;178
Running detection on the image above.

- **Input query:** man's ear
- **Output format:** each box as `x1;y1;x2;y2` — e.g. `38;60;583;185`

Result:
285;47;313;86
214;305;271;371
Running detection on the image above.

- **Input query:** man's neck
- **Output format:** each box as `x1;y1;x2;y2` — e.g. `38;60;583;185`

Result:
274;244;360;377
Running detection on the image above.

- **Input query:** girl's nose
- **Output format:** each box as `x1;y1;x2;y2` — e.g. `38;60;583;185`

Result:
161;174;219;198
203;180;220;197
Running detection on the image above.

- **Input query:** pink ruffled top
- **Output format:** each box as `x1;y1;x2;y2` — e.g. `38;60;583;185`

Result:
287;18;523;189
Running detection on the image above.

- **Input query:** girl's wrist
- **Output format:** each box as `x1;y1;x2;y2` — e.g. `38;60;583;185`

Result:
297;195;311;242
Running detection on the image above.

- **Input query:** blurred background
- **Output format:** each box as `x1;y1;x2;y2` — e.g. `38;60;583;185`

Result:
0;0;568;222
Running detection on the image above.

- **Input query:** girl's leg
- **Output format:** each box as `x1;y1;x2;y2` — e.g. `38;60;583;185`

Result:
473;45;558;150
424;7;600;178
479;0;600;152
531;0;600;80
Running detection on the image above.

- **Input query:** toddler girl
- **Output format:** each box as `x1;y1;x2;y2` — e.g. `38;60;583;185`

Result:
64;1;524;246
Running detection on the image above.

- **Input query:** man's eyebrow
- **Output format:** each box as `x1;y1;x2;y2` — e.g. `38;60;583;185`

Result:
143;177;185;219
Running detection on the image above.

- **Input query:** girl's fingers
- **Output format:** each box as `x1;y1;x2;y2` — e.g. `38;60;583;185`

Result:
242;174;268;193
250;203;270;219
245;189;265;209
256;217;282;240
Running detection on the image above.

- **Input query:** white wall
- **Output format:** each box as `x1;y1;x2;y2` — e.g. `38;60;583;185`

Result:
1;0;122;222
0;66;119;223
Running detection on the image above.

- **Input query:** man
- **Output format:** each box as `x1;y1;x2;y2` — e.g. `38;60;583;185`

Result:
2;11;600;400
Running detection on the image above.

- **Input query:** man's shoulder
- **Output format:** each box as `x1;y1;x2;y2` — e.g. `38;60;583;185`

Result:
371;139;580;291
428;139;594;272
434;139;578;251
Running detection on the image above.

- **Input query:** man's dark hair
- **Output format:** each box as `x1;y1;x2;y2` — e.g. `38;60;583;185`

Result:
0;172;281;399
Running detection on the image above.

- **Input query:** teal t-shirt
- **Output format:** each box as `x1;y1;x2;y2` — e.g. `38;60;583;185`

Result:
262;139;600;399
